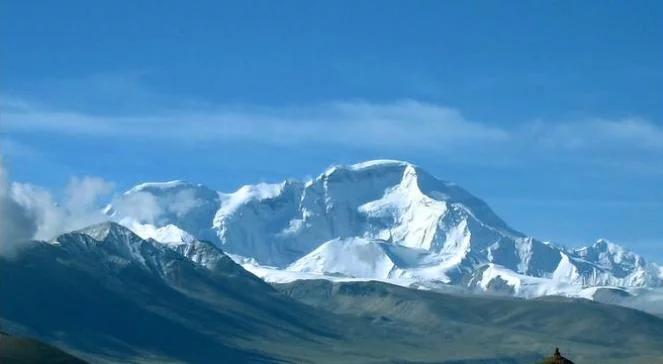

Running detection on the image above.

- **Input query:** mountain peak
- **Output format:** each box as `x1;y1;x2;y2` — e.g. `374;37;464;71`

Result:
581;239;640;262
109;179;221;238
319;160;459;197
594;238;621;251
123;222;196;247
75;221;134;241
320;160;413;178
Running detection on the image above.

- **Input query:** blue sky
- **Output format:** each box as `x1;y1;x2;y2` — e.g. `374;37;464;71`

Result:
1;1;662;260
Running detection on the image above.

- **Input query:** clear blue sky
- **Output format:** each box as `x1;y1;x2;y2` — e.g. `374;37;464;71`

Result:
1;1;662;260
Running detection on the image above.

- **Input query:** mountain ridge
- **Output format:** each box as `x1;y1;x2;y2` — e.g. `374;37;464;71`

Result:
104;160;661;300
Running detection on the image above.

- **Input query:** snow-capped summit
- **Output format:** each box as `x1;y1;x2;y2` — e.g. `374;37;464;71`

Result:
575;239;646;275
108;180;220;240
126;222;196;247
287;237;398;279
211;160;526;267
104;160;662;298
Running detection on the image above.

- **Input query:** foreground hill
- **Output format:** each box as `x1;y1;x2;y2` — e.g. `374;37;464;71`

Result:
0;223;375;363
2;222;663;363
275;279;663;364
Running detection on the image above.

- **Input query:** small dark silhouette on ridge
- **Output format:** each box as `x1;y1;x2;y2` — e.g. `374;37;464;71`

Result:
540;347;575;364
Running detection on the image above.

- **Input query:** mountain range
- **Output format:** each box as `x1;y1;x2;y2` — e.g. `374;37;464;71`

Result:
3;160;663;363
105;160;662;300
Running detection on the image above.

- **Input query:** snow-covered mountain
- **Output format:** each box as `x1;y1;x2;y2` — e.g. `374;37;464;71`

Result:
106;180;220;239
106;160;662;298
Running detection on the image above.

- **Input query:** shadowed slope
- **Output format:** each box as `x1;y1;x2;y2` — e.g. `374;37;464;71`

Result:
0;331;87;364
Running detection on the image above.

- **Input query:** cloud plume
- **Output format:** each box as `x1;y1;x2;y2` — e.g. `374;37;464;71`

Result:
0;160;116;256
0;156;37;256
9;177;114;242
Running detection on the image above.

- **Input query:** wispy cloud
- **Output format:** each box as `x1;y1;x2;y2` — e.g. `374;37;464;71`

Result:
4;96;663;157
527;117;663;151
1;98;510;149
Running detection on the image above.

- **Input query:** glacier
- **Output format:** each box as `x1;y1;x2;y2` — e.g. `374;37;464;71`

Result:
105;160;662;299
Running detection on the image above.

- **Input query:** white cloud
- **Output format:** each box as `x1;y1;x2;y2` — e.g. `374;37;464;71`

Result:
110;187;208;226
168;189;204;217
7;176;115;243
9;183;65;241
111;191;162;224
65;177;115;215
0;156;37;256
3;96;662;162
2;98;509;149
527;117;663;151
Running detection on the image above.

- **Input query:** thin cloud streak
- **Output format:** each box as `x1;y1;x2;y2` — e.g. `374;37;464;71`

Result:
527;118;663;151
2;99;509;149
3;97;663;154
